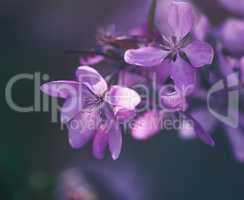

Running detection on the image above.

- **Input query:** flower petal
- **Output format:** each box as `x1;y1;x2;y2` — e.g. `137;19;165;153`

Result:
183;40;214;68
60;97;80;124
151;60;171;84
193;15;210;41
170;58;196;94
124;47;167;67
216;44;237;77
167;1;195;39
184;113;215;146
108;121;122;160
76;66;108;97
40;81;80;98
160;89;188;111
60;86;97;123
132;110;161;140
92;125;109;160
179;109;217;140
105;85;141;110
113;106;136;122
192;109;217;133
179;119;195;140
68;112;100;149
226;126;244;162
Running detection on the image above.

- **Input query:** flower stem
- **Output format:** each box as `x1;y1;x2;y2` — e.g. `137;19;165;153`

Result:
147;0;157;34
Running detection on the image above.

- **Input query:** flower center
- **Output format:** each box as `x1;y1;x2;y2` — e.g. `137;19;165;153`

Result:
160;34;192;64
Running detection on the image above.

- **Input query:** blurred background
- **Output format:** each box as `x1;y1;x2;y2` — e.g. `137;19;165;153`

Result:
1;0;244;199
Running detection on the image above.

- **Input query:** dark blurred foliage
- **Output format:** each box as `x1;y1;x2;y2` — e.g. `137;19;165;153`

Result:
1;0;244;199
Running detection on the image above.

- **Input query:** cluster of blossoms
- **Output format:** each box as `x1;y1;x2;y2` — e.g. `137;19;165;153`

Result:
41;0;244;161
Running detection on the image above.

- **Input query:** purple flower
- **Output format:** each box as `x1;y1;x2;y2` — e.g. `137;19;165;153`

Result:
182;111;215;146
214;44;244;161
217;43;244;84
217;0;244;16
217;44;239;77
161;88;215;146
179;108;217;140
155;0;174;34
124;1;214;91
193;15;211;41
156;0;211;41
41;66;141;160
132;88;215;146
218;18;244;54
181;89;244;162
160;88;188;111
132;110;162;140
